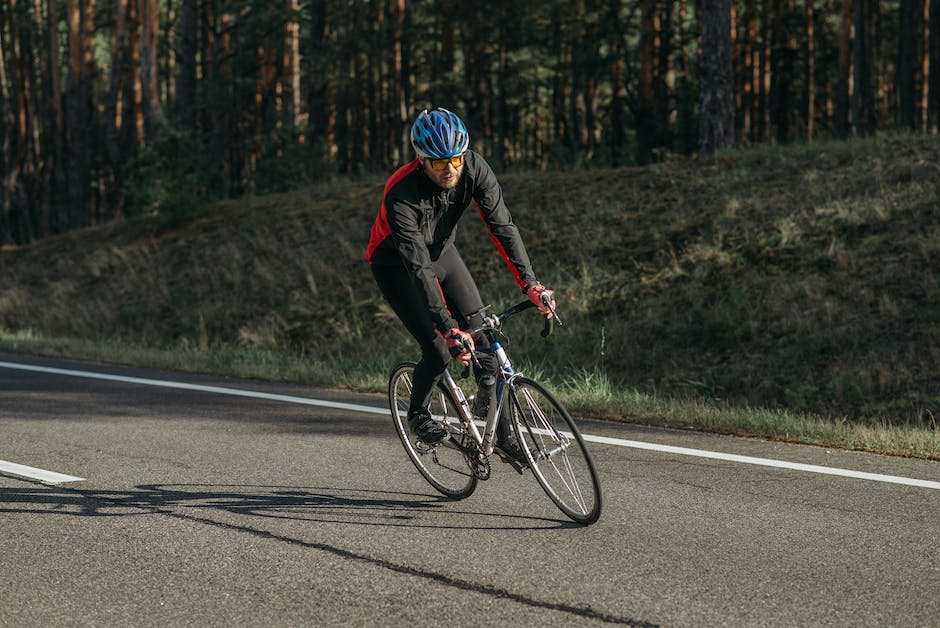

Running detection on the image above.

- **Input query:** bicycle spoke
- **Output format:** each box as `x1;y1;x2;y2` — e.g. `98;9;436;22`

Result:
510;377;601;524
389;362;478;499
523;388;588;509
522;399;578;505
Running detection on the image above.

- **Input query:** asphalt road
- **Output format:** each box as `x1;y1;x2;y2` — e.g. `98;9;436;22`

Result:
2;353;939;627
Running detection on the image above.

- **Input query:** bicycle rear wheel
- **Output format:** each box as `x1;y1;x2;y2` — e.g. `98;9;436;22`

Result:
508;377;601;524
389;362;478;499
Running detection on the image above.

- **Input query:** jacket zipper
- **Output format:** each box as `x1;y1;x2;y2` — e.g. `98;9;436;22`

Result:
425;192;450;244
423;207;433;244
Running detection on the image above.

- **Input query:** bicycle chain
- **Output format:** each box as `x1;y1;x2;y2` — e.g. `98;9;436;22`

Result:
462;442;490;480
472;452;491;480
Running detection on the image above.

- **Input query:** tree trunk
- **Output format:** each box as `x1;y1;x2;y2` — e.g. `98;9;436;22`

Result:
106;0;129;220
178;0;197;129
740;5;759;143
899;0;916;130
464;10;492;155
5;0;32;243
551;16;570;153
674;0;696;152
129;0;143;148
350;43;369;166
205;0;231;195
807;0;816;140
256;11;279;154
923;0;932;131
929;0;940;132
138;0;163;136
83;0;97;224
335;57;350;173
307;0;335;155
65;0;92;230
20;0;45;240
0;2;13;244
655;1;674;149
285;0;301;129
852;0;875;136
457;2;494;155
438;0;455;79
495;6;516;165
769;0;795;142
636;0;656;164
163;0;173;109
699;0;735;156
608;0;626;165
391;0;408;163
45;0;65;236
760;0;772;141
836;0;852;138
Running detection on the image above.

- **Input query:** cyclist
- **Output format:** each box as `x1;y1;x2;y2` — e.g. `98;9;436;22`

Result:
366;107;554;463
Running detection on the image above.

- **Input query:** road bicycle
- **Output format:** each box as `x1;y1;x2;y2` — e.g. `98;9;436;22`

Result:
388;294;602;525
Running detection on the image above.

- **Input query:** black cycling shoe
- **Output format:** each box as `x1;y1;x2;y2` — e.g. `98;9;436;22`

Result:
408;409;448;445
494;437;532;473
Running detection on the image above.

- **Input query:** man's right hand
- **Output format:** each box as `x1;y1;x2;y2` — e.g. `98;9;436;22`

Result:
445;328;474;366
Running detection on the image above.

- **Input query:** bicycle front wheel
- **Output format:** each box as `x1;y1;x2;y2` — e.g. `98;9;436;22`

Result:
389;362;478;499
508;377;602;524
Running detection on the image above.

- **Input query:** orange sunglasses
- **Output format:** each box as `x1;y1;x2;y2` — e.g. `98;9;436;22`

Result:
426;153;466;170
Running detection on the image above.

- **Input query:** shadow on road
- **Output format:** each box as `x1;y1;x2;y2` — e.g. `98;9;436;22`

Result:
0;481;647;626
0;482;572;530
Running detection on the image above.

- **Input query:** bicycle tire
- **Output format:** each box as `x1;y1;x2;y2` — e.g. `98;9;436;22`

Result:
507;377;602;524
388;362;478;499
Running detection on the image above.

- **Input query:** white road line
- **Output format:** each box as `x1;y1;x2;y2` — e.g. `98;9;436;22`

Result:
580;434;940;491
2;360;939;491
0;460;85;484
0;361;387;415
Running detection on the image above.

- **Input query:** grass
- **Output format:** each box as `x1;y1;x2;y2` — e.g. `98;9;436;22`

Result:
1;133;938;459
2;328;938;460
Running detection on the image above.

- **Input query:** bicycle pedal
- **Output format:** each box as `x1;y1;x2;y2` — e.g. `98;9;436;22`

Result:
494;449;527;475
415;432;450;451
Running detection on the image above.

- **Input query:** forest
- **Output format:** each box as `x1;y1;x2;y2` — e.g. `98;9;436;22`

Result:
2;0;939;245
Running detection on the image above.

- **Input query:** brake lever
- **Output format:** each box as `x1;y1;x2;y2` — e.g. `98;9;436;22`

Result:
460;337;481;370
540;292;564;327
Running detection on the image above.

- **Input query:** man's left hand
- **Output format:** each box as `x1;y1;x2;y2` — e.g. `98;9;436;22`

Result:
526;283;555;318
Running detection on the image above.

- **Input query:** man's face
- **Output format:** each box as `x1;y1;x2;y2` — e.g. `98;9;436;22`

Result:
421;154;465;189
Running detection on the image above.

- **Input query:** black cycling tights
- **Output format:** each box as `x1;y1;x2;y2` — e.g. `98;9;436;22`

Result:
371;245;499;416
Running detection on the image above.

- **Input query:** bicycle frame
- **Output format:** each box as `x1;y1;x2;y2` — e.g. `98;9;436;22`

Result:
389;294;601;524
440;339;518;457
440;294;561;456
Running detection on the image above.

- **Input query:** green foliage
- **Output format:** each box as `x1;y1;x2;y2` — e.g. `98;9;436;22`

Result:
124;122;214;222
250;128;334;195
1;134;938;440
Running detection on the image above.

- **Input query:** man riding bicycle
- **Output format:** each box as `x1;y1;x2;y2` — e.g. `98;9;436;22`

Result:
366;107;554;463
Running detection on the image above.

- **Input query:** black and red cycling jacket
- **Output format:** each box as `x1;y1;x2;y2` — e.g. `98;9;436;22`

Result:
366;150;538;334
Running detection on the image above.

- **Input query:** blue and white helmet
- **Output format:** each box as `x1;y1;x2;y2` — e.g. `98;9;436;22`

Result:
410;108;470;159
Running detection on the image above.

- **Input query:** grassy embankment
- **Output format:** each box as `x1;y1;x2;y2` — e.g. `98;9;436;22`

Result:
1;134;938;458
